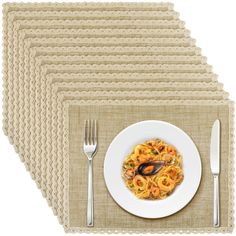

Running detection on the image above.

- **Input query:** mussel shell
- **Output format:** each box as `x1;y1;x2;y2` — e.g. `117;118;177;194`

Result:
137;161;165;176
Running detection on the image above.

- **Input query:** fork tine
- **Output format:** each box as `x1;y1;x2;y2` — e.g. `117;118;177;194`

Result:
91;120;94;145
84;120;88;145
84;120;97;146
94;120;97;145
88;120;92;145
91;120;95;145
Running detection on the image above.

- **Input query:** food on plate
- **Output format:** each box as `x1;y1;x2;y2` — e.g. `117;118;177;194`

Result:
122;139;184;200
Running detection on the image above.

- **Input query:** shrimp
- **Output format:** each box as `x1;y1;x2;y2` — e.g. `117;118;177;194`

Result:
161;153;174;162
165;166;184;184
133;175;147;190
165;166;177;180
157;176;175;192
138;154;150;163
134;144;148;156
151;186;160;198
175;174;184;184
166;146;177;155
157;143;165;152
124;169;135;180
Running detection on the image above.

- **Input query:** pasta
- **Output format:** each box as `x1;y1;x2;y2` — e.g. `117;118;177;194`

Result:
122;139;184;200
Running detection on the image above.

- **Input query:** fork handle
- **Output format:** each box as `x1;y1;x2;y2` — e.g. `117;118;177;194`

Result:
213;174;220;227
87;159;94;227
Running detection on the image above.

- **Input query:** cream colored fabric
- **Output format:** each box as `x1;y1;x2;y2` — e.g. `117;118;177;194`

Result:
2;2;234;233
66;101;234;233
36;77;224;220
6;16;217;208
3;2;180;140
4;5;206;152
52;94;227;222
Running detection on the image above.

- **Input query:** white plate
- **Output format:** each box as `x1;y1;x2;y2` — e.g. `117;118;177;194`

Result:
104;120;202;218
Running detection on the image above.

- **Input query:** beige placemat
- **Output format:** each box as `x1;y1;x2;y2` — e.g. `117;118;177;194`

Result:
66;101;234;233
53;96;228;223
2;2;233;232
18;41;218;216
12;21;220;206
3;2;180;143
3;2;174;11
9;24;199;165
8;22;195;152
18;54;214;206
15;42;204;168
28;62;213;194
9;32;205;206
48;82;224;206
44;80;223;216
3;5;184;186
43;99;233;224
2;0;175;118
6;13;199;183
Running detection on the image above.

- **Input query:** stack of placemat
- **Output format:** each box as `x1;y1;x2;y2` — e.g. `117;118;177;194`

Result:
2;2;234;233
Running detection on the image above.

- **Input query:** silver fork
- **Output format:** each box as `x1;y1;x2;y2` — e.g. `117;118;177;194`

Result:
83;120;98;227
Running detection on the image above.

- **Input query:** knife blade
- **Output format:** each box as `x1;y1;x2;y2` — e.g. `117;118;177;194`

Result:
210;119;220;227
210;119;220;174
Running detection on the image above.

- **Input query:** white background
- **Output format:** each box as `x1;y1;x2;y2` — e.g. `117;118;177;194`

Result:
0;0;235;235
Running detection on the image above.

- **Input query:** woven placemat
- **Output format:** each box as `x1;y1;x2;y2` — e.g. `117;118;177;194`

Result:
43;78;223;210
13;33;202;159
34;62;216;203
5;20;207;207
6;15;195;148
35;98;232;223
3;2;180;139
4;8;187;183
6;46;221;214
17;42;218;209
24;60;213;179
62;100;234;232
2;2;233;232
50;89;228;222
6;14;198;165
14;30;209;196
26;86;229;218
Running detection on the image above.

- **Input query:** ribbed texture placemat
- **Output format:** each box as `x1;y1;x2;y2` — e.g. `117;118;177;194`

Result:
2;2;234;233
67;102;233;233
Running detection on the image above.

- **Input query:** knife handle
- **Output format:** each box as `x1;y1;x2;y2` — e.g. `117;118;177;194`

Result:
213;174;220;227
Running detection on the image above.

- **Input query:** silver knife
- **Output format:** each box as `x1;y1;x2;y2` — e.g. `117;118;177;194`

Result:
210;119;221;227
